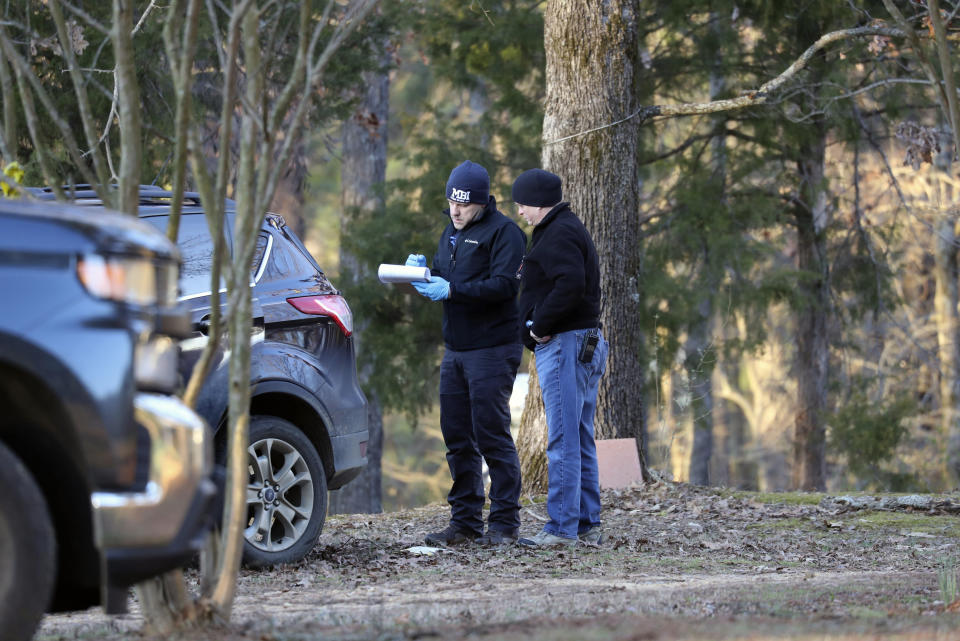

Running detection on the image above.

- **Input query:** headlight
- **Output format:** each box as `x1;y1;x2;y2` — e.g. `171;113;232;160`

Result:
77;254;178;307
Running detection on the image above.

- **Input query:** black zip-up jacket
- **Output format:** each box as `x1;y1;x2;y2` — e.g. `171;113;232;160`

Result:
431;196;527;351
518;202;601;351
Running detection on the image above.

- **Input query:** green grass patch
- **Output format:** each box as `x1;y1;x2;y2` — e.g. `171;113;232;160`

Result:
723;489;826;505
853;512;960;537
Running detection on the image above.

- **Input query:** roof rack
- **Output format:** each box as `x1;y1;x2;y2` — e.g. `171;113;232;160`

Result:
25;184;208;209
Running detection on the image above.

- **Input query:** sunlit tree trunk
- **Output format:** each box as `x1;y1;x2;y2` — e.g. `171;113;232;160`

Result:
928;0;960;486
330;42;390;514
933;205;960;487
111;0;141;213
885;0;960;490
206;8;265;619
519;0;647;487
517;365;548;493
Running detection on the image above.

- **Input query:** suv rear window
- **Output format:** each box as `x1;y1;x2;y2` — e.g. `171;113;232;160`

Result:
259;229;319;283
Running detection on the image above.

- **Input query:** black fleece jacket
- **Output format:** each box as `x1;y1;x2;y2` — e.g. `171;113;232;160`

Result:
518;202;601;351
431;196;527;351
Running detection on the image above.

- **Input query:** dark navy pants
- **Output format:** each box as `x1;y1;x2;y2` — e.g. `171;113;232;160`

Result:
439;342;523;535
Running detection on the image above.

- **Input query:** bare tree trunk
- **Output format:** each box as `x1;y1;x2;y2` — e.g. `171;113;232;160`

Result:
111;0;141;213
517;364;548;494
330;46;390;514
886;0;960;490
929;0;960;486
687;40;726;487
207;7;262;617
792;127;830;491
50;0;112;196
161;0;202;242
933;206;960;486
519;0;647;488
686;303;714;486
270;148;309;237
0;40;17;161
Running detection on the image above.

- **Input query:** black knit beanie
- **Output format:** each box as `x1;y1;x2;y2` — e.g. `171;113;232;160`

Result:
511;168;562;207
446;160;490;205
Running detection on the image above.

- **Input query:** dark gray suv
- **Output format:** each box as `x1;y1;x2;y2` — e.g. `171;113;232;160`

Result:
0;198;216;641
32;185;370;567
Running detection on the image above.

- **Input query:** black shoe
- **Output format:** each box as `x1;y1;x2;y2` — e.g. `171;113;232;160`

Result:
424;524;479;546
476;528;518;546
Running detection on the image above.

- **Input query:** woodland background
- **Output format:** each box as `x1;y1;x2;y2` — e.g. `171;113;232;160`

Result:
5;0;960;515
314;0;960;509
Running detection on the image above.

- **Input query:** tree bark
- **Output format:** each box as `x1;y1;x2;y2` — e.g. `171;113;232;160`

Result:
517;364;548;494
686;300;714;486
933;205;960;486
927;0;960;487
330;48;390;514
0;34;17;162
208;5;262;617
519;0;647;487
792;126;830;492
111;0;141;214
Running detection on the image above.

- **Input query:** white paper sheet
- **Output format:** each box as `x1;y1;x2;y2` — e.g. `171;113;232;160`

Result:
377;264;431;284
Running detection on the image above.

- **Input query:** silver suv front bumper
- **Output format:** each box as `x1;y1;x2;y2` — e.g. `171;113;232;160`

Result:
91;393;213;548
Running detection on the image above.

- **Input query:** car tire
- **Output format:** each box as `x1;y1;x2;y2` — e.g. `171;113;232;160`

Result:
0;441;56;641
242;415;327;568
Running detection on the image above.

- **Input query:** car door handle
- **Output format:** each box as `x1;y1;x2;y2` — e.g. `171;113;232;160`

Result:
195;314;211;336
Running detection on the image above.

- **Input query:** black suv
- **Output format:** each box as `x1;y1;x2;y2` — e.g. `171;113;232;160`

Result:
0;199;216;641
33;185;370;567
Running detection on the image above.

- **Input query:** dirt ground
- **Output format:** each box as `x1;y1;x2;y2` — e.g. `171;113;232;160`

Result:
37;482;960;641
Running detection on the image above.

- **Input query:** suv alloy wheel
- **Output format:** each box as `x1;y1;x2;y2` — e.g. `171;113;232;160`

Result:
243;415;328;567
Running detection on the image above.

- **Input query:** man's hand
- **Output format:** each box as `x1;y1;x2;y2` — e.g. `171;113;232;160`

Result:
413;276;450;301
405;254;427;267
525;320;551;344
530;330;551;344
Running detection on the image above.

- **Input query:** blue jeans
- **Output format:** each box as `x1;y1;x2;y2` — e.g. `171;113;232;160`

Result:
534;328;608;539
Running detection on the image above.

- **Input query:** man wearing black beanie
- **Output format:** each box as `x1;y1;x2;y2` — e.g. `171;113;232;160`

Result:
405;160;527;546
512;168;609;548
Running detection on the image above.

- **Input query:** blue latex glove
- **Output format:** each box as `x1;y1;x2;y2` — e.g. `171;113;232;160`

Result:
405;254;427;267
413;276;450;301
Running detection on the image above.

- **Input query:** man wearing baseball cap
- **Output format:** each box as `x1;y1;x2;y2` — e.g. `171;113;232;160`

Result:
511;168;608;548
405;160;527;546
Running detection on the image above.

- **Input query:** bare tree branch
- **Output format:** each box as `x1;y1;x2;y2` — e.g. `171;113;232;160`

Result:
133;0;160;34
929;0;960;155
49;0;112;202
262;0;379;212
0;24;97;190
547;25;906;145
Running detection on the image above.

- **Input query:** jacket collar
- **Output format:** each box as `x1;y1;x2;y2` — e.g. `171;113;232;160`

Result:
534;202;570;231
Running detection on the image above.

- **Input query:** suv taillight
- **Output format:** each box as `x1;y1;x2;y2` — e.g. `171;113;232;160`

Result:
286;294;353;337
